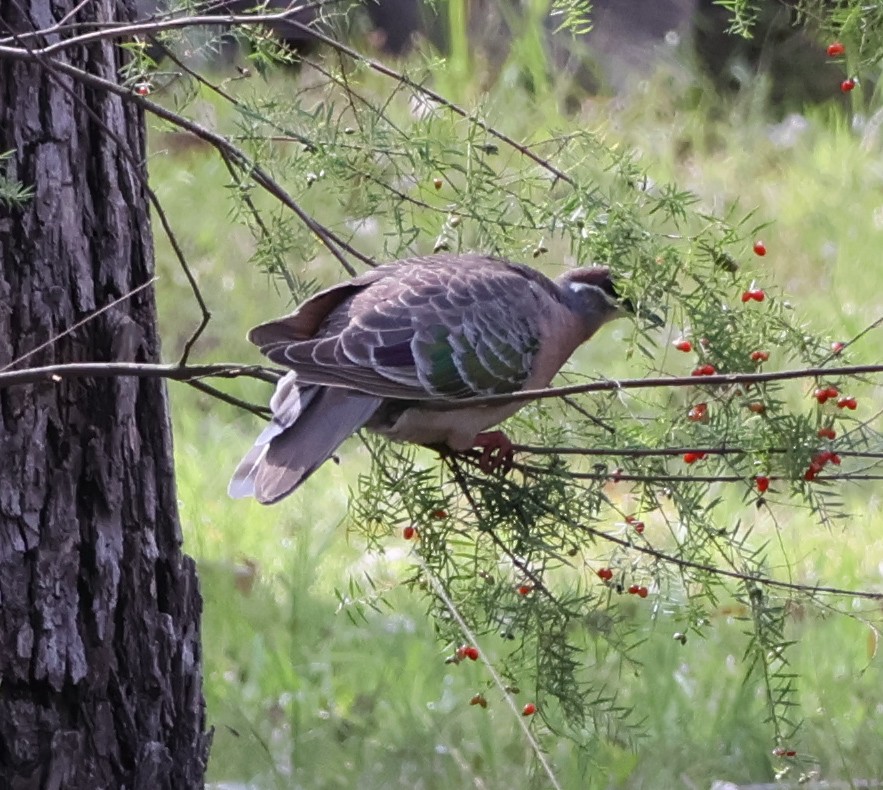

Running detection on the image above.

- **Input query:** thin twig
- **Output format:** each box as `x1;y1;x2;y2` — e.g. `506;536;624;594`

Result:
185;378;271;417
420;363;883;410
1;278;157;372
418;558;564;790
0;361;281;388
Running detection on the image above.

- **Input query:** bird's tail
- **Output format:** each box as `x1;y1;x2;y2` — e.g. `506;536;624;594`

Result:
229;372;381;504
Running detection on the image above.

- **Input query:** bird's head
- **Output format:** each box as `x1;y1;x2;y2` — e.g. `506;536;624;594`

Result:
555;267;663;331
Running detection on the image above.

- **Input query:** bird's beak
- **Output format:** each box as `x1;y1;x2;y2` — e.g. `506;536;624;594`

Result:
642;308;665;328
620;297;664;328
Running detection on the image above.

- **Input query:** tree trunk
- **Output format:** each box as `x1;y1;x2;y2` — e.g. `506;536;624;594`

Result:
0;0;211;787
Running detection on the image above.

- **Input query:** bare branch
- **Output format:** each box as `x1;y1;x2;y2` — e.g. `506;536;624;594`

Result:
424;363;883;410
0;361;281;388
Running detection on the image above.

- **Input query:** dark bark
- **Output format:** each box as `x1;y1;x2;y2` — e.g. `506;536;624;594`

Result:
0;0;211;787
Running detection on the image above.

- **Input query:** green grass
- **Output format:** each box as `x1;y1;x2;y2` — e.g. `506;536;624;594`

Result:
150;53;883;788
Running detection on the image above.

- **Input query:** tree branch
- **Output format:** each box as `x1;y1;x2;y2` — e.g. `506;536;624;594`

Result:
0;362;281;388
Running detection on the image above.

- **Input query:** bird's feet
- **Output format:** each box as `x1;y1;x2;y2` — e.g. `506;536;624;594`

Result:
474;431;514;474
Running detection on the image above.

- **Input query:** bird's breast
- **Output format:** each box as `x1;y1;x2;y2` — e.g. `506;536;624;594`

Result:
368;401;526;450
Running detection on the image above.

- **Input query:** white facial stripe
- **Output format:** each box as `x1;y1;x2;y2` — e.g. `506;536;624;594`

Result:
568;282;622;310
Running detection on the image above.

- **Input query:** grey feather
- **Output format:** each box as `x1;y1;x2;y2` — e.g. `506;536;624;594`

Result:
229;378;380;503
231;253;633;504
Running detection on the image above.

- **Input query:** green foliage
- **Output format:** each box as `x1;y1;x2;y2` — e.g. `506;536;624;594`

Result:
0;150;34;206
139;1;883;785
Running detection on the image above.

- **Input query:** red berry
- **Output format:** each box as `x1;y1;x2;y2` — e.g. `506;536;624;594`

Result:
134;82;151;96
633;521;645;534
817;426;836;440
627;584;639;594
750;350;770;362
455;644;479;661
746;401;766;414
522;703;537;716
827;41;845;57
829;453;842;465
431;509;448;520
831;341;846;354
804;467;817;482
433;178;443;190
741;288;765;303
691;364;716;377
836;396;857;410
636;586;648;598
683;451;706;464
814;386;839;404
517;584;533;596
755;475;770;494
403;526;417;540
688;403;708;422
753;240;767;256
610;468;623;483
841;78;856;93
597;567;613;581
673;338;693;352
470;693;487;708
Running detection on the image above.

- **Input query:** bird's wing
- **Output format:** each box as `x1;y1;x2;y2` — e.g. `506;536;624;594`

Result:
253;255;560;401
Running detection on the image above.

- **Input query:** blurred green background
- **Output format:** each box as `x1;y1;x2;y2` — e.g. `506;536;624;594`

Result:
149;24;883;788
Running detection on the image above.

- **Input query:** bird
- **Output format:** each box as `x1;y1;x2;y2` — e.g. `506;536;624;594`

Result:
229;253;636;504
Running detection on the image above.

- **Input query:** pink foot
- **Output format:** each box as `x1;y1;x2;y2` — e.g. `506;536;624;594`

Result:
474;431;514;474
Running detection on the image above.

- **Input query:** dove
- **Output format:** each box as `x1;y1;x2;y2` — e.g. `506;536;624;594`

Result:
229;253;634;503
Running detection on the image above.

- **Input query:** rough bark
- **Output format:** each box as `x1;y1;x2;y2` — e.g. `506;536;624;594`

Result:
0;0;211;787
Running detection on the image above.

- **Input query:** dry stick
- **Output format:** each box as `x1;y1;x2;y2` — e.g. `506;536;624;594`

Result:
0;1;325;44
66;62;213;363
513;445;881;459
0;8;322;51
0;10;574;190
0;362;280;388
1;278;157;372
0;12;213;365
448;453;880;601
424;363;883;410
546;501;883;601
8;53;369;276
274;17;577;189
417;557;564;790
185;378;271;418
445;456;561;606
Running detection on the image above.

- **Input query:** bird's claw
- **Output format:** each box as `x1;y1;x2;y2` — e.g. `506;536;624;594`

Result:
474;431;514;475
